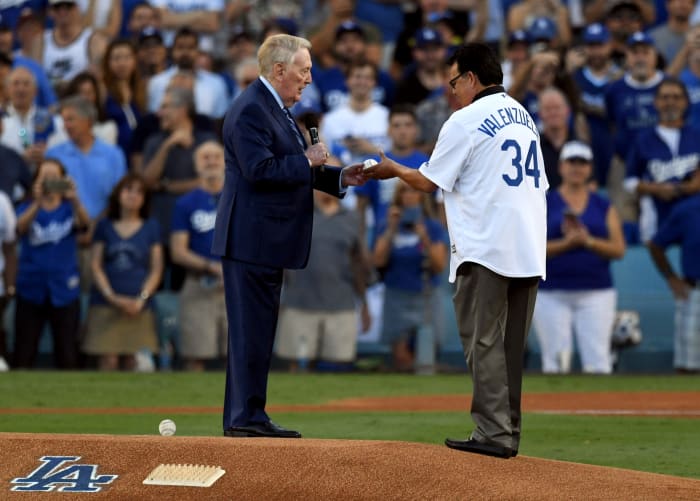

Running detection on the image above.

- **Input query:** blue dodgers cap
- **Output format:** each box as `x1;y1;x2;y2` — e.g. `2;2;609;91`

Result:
335;20;365;40
627;31;654;47
528;17;557;42
508;29;530;46
413;27;443;48
583;23;610;44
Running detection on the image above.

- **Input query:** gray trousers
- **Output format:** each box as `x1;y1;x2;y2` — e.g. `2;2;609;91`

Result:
453;262;539;451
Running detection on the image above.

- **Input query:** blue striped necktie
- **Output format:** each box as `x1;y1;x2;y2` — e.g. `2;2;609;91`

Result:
283;107;305;149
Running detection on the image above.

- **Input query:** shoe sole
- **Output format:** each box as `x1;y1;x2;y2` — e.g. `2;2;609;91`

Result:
224;431;302;438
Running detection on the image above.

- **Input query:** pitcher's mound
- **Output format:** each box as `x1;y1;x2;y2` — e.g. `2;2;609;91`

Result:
2;433;699;500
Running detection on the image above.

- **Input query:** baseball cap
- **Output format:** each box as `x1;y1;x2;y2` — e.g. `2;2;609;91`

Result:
335;21;365;40
626;31;654;47
607;0;642;16
508;30;531;46
560;141;593;162
139;27;164;45
528;17;557;42
265;17;298;37
413;27;443;48
582;23;610;44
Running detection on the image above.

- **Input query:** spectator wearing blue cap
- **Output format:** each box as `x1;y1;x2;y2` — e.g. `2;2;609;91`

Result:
649;0;694;66
508;1;571;47
136;27;168;79
604;31;666;222
571;23;622;187
602;0;647;67
390;0;469;81
312;20;395;112
394;27;447;107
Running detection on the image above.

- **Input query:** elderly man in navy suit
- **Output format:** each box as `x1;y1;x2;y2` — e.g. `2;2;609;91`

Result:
212;34;367;438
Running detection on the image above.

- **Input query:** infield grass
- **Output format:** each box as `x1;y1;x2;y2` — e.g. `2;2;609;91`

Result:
0;372;698;479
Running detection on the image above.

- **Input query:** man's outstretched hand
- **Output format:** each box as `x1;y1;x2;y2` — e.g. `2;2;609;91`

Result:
340;162;368;187
362;150;398;180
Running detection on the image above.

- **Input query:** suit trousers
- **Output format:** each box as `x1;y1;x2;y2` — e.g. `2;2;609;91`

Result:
222;257;283;429
453;262;539;451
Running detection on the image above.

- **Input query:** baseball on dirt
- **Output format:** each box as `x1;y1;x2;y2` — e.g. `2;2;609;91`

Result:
363;158;378;170
158;419;176;436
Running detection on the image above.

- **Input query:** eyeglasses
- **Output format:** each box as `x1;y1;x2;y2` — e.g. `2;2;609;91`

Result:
448;71;468;90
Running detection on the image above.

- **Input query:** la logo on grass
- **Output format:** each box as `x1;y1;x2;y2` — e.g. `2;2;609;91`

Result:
11;456;118;492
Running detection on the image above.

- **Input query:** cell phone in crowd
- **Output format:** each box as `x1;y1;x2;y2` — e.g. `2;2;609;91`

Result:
42;178;71;193
562;208;581;228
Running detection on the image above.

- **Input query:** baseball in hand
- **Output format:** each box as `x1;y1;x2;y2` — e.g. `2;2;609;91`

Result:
363;159;378;170
158;419;176;436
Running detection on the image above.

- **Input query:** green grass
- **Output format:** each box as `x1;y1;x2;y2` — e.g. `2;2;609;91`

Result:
1;372;699;479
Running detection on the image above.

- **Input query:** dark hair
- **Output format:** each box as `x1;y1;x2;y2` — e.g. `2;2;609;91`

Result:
102;38;146;112
174;26;199;45
656;76;690;103
32;158;68;187
106;173;150;220
345;59;378;82
389;103;418;122
64;72;107;122
447;43;503;86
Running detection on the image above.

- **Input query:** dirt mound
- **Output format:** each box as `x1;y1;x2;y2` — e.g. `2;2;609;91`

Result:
2;433;699;500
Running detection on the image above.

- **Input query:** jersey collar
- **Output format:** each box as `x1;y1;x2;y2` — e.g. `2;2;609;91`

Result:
472;85;505;103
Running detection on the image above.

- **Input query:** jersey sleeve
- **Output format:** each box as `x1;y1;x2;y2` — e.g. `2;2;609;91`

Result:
92;218;109;243
419;119;471;192
170;195;191;233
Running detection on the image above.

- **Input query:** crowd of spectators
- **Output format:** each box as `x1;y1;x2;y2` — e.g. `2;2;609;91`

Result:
0;0;698;374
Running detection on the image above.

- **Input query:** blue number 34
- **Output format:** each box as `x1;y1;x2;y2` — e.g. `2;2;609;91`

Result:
501;139;540;188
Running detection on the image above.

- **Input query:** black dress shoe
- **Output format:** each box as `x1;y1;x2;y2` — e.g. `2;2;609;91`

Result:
444;437;512;459
224;421;302;438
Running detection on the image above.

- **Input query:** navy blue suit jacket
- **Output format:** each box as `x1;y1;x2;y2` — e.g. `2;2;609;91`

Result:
212;79;344;269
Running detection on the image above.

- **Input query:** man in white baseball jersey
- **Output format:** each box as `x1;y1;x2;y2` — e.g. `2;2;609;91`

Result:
365;43;548;459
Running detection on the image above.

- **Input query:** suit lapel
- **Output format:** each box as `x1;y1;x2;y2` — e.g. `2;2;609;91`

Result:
254;80;308;151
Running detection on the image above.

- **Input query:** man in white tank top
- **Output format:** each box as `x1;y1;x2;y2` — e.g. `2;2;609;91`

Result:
43;0;93;87
365;43;548;459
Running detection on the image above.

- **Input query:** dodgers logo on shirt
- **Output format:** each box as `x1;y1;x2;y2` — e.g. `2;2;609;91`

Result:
11;456;118;492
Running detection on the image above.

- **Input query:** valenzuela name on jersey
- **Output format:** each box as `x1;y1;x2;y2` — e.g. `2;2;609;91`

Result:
476;106;539;138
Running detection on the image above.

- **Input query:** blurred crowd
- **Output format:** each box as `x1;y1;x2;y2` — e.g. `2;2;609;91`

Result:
0;0;698;374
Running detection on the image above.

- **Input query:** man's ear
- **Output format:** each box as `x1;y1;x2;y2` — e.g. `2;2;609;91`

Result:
272;62;285;81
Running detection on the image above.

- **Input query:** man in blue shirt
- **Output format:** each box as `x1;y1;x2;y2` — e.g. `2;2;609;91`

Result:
571;24;622;187
170;140;226;371
648;194;700;373
355;104;430;249
313;21;395;112
625;77;700;242
605;31;665;221
45;96;127;221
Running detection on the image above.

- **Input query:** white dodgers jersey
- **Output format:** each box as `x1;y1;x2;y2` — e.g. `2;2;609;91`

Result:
419;91;548;282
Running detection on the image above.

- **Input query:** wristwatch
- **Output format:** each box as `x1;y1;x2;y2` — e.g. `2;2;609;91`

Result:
139;290;150;301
